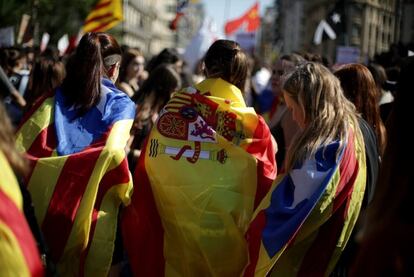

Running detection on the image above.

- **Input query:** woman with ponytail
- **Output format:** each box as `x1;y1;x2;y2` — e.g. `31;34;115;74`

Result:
16;32;135;276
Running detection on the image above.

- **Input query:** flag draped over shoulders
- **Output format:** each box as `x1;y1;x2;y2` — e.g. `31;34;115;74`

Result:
244;125;366;276
122;78;277;276
0;151;44;277
15;78;135;276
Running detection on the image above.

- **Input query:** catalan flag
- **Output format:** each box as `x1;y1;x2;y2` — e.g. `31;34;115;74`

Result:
15;78;135;276
0;150;44;277
244;126;367;276
83;0;123;33
122;78;277;276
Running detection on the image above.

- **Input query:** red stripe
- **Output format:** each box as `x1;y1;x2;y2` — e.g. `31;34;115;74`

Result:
24;124;57;185
244;210;267;277
79;158;130;276
26;125;57;158
18;91;53;131
84;12;114;25
297;133;359;276
41;146;104;263
92;0;112;10
246;115;277;209
89;18;118;33
0;188;44;277
122;138;165;276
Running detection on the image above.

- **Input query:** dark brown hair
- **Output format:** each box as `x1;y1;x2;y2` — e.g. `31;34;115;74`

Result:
203;39;248;91
61;32;121;113
25;56;65;111
134;63;181;109
335;63;386;155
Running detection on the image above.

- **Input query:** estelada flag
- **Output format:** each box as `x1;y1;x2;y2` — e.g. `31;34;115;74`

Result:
122;78;277;276
0;150;44;277
225;2;260;36
15;79;135;276
83;0;123;33
244;125;367;276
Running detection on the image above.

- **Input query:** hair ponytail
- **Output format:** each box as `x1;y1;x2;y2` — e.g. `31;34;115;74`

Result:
61;32;103;114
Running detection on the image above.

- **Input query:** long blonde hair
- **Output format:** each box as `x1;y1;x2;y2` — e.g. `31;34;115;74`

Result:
283;62;358;171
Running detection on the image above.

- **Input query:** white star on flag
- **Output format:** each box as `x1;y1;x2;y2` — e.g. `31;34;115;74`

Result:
331;13;341;24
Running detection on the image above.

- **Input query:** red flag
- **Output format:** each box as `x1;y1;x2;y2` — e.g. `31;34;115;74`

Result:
225;2;260;36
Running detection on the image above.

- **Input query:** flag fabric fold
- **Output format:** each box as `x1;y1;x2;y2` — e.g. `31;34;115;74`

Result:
225;2;260;36
83;0;123;33
15;79;135;276
122;78;277;276
244;126;366;276
0;151;44;277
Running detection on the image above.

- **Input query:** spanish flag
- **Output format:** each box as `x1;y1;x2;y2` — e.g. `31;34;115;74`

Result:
83;0;123;33
16;79;135;276
0;150;44;277
244;125;366;276
122;78;277;276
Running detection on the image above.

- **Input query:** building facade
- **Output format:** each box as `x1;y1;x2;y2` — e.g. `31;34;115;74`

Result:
119;0;176;56
274;0;404;63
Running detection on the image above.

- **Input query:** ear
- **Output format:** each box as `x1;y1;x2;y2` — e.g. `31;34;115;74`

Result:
107;63;117;78
106;62;120;82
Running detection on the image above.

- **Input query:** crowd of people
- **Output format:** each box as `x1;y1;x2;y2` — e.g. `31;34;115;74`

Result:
0;32;413;276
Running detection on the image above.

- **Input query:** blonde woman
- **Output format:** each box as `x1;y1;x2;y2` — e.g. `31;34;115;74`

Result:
246;62;367;276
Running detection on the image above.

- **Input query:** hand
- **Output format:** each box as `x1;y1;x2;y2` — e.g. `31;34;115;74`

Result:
11;89;26;108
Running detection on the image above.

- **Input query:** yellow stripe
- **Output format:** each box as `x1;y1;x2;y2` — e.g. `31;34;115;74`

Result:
150;131;257;276
0;220;30;277
325;127;367;274
27;156;68;224
16;97;54;153
0;151;22;210
84;182;132;276
255;126;368;276
57;120;133;275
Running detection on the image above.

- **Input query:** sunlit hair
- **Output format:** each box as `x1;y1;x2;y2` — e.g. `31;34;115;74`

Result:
283;62;358;171
335;63;386;155
61;32;121;114
203;39;248;91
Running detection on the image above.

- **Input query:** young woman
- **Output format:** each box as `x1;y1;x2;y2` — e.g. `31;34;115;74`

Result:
127;63;182;171
335;63;387;156
245;62;367;276
15;32;135;276
117;48;146;97
122;40;277;276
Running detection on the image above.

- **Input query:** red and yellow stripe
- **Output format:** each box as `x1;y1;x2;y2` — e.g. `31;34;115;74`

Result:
0;151;44;277
244;126;366;276
16;95;133;276
123;78;277;276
